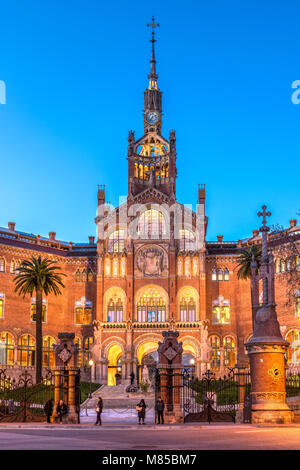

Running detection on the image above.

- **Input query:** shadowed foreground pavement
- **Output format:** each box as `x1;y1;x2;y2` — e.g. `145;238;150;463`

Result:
1;424;300;450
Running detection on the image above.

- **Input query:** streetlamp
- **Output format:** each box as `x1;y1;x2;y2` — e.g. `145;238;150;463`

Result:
88;359;94;399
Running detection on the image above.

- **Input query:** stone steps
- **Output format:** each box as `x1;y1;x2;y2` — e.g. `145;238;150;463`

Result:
81;384;155;410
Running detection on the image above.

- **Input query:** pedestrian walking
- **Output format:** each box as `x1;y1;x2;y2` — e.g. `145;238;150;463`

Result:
56;399;68;423
44;397;54;423
156;396;165;424
95;396;103;426
136;398;147;424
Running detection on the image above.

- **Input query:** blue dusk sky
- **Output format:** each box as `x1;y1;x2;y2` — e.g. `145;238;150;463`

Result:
0;0;299;243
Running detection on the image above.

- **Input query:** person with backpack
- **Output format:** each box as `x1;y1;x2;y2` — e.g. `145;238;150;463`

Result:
136;398;147;424
95;396;103;426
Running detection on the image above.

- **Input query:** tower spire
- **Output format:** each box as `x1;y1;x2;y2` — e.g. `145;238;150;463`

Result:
147;16;159;89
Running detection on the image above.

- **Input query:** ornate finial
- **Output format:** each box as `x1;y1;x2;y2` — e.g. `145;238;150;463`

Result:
258;205;271;232
147;17;159;88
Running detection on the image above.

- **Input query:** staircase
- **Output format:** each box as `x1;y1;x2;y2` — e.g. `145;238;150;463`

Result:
82;384;155;410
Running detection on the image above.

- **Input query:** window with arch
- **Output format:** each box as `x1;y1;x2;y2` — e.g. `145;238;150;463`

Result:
224;268;230;281
212;269;217;281
74;337;82;367
108;230;125;253
286;330;300;364
17;334;35;366
82;269;87;282
31;302;47;323
137;210;166;238
0;332;14;365
0;295;4;320
179;229;195;251
75;270;81;282
10;259;20;274
209;335;220;369
179;291;196;321
217;269;223;281
137;289;166;322
296;295;300;318
212;300;230;324
107;298;123;323
0;258;5;272
223;336;236;367
42;336;55;367
83;336;94;365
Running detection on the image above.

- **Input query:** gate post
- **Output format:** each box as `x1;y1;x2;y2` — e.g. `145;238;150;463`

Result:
157;330;184;424
52;333;80;424
234;360;249;423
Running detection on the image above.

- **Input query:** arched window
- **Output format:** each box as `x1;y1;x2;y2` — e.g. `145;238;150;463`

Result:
0;332;14;365
179;229;195;251
83;336;94;365
108;230;125;253
42;336;55;367
212;301;230;324
209;335;220;369
31;301;47;323
0;258;5;272
286;330;300;364
0;295;4;320
82;269;87;282
217;269;223;281
296;295;300;318
10;259;20;274
75;270;81;282
17;334;35;366
224;268;230;281
212;269;217;281
223;336;236;367
74;337;82;367
137;289;166;322
137;210;166;238
179;291;196;321
87;270;93;282
107;298;123;322
275;260;280;273
280;259;286;273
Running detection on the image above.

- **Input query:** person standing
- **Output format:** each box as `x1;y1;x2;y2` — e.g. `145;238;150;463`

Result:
95;396;103;426
130;371;135;385
156;396;165;424
56;399;68;423
136;399;147;425
44;398;54;423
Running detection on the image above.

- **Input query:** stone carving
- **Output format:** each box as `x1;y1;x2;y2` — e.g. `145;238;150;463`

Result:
268;366;283;383
136;247;166;276
58;347;72;363
163;346;177;361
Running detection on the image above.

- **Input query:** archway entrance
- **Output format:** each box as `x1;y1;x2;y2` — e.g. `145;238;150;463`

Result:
136;340;159;385
107;344;122;386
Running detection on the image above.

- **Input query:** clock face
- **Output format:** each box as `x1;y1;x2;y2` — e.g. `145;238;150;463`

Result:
146;112;159;124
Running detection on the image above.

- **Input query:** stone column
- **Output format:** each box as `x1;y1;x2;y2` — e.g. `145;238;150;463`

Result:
51;367;63;423
67;367;79;423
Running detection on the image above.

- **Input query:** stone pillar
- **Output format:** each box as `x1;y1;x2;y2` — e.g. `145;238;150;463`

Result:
67;367;79;424
245;205;292;424
51;367;63;423
157;331;184;424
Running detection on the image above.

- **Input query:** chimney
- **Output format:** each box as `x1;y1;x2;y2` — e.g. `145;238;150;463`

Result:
69;242;73;251
252;230;259;237
217;235;223;243
8;222;16;231
97;185;105;205
237;240;242;248
197;184;206;203
49;232;56;240
289;219;297;228
89;236;95;245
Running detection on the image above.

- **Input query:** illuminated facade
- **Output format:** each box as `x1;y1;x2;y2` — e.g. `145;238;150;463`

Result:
0;28;299;384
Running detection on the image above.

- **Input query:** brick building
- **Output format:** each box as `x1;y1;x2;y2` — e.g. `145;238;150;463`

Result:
0;31;299;385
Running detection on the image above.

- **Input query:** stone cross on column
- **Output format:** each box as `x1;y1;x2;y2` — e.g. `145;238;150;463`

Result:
258;205;271;259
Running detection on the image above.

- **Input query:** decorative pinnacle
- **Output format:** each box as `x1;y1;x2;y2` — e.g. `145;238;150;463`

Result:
258;205;271;232
147;16;159;83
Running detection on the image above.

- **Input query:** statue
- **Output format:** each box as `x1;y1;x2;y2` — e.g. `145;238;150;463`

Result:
142;365;149;383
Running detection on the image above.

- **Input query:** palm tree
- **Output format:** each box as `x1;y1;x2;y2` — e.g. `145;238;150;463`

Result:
236;245;262;280
14;256;66;383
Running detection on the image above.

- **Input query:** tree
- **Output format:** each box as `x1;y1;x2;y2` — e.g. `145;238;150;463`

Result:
236;245;262;280
14;256;66;383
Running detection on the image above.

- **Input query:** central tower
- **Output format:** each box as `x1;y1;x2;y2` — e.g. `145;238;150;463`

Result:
127;17;177;202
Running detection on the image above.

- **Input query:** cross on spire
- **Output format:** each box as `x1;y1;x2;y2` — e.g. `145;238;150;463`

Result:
147;17;159;88
257;205;271;231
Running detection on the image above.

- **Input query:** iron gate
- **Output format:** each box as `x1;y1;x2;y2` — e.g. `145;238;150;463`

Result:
0;368;55;422
182;368;251;424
